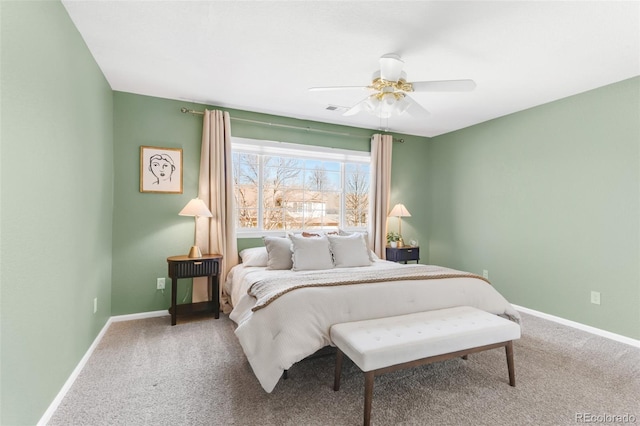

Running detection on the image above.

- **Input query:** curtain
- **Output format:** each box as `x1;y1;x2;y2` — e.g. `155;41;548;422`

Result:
193;109;239;312
369;134;393;259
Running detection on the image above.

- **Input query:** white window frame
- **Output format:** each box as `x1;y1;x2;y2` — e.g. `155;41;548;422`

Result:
232;138;371;238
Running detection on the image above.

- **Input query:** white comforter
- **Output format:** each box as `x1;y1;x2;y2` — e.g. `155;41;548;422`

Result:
227;260;521;392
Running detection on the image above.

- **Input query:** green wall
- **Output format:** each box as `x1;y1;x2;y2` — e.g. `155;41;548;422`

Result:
428;77;640;339
111;92;430;315
0;1;114;424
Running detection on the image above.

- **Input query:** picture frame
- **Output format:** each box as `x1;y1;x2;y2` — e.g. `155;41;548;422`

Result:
140;146;183;194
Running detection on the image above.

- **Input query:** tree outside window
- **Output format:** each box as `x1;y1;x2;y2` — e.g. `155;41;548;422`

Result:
232;140;370;234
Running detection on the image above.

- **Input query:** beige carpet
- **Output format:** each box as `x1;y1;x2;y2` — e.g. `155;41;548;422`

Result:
48;312;639;425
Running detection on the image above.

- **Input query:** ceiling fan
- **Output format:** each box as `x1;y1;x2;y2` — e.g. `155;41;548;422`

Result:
309;53;476;119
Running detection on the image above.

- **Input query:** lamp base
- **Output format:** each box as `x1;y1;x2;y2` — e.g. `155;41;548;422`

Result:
187;245;203;258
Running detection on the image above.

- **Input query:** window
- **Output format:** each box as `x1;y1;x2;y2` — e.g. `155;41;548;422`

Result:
232;138;370;236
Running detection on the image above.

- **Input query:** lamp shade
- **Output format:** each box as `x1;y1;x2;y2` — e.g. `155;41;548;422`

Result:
179;198;213;217
388;203;411;218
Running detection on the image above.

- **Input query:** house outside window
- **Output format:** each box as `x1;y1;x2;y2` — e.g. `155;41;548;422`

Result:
232;138;370;236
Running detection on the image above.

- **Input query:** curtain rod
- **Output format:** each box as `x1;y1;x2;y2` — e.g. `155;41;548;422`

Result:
179;107;404;143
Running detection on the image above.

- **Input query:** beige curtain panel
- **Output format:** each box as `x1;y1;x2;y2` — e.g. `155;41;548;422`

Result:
193;109;239;312
369;134;393;259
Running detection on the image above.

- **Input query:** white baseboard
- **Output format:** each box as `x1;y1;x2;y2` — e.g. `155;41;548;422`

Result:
110;310;169;322
513;304;640;348
37;310;168;425
37;317;113;426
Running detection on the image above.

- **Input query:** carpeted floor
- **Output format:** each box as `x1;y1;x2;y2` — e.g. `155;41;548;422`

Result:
48;312;639;426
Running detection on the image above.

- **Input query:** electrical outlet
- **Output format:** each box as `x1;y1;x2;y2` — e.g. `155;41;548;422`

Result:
482;270;489;279
590;291;601;305
157;278;165;290
93;298;98;314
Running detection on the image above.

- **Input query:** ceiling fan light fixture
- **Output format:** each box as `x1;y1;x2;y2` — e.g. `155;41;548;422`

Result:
362;92;405;118
364;95;378;113
382;92;396;107
373;93;395;118
395;95;411;115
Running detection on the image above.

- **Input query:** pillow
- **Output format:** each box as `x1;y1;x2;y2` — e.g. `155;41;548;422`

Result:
263;236;293;270
301;231;321;238
338;230;373;261
239;247;268;267
289;233;334;271
327;233;372;267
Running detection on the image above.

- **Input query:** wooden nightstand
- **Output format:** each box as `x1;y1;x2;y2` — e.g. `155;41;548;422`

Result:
167;254;222;326
386;246;420;264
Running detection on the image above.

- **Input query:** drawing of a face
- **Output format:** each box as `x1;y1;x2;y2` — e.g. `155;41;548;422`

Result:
149;154;175;184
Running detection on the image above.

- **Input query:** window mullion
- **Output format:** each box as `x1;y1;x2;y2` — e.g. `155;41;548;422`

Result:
258;154;264;230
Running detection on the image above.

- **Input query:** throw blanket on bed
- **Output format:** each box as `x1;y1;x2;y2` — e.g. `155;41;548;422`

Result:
248;264;490;312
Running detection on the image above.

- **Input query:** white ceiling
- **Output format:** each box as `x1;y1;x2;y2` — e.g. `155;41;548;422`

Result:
62;1;640;138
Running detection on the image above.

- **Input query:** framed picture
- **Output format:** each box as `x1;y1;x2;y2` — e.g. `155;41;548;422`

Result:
140;146;183;194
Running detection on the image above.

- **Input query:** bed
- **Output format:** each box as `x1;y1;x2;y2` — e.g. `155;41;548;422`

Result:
226;233;521;393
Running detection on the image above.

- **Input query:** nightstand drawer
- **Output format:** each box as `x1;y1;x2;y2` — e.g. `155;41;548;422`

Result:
386;247;420;263
168;258;219;278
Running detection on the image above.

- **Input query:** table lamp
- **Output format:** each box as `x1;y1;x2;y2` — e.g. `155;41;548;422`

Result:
388;203;411;242
179;198;213;258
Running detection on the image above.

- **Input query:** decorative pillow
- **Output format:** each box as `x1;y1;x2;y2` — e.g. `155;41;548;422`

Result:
263;236;293;270
338;230;373;261
239;247;269;267
289;233;334;271
301;231;321;238
327;233;372;267
286;231;324;239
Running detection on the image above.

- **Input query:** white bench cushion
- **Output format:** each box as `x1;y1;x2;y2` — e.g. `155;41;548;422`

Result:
330;306;521;372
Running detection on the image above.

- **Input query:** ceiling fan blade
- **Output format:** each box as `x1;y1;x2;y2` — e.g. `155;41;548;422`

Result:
402;95;430;119
379;53;404;82
410;79;476;92
342;96;370;116
309;86;368;92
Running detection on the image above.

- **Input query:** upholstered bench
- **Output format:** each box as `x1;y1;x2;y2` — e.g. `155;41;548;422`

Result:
330;306;521;426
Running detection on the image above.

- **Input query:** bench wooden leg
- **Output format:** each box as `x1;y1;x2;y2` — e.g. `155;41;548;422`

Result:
364;371;375;426
334;349;343;391
506;341;515;387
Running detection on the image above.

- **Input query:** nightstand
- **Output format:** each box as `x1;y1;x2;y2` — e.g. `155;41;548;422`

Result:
386;246;420;264
167;254;222;325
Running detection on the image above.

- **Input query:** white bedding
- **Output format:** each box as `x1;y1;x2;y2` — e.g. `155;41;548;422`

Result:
226;260;521;392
